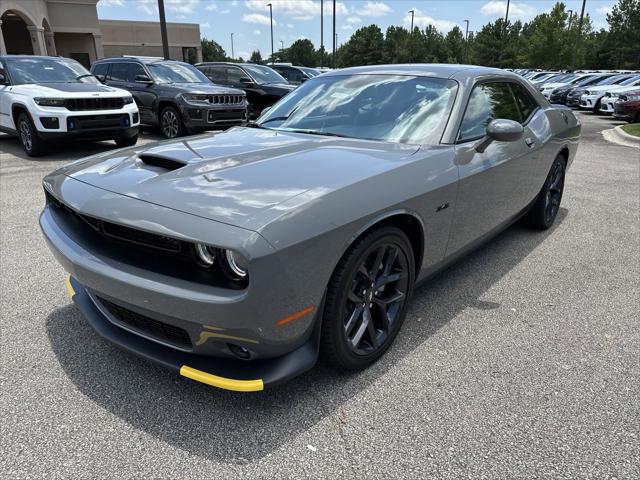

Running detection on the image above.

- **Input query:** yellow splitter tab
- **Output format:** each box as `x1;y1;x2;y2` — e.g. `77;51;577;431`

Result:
179;365;264;392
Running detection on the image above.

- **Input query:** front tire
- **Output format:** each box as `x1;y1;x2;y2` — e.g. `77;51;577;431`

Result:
526;154;566;230
115;134;138;148
320;226;415;370
17;113;46;157
159;105;185;139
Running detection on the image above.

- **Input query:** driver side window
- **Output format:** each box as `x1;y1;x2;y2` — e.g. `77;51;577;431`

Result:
458;82;521;142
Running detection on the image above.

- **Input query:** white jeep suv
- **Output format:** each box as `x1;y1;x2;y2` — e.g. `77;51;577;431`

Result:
0;55;139;157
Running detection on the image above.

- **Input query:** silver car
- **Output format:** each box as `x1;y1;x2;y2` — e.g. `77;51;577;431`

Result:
40;65;581;392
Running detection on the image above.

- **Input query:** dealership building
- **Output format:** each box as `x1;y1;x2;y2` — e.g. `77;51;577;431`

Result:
0;0;202;67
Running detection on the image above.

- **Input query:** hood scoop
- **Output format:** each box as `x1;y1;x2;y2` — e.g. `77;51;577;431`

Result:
138;154;188;172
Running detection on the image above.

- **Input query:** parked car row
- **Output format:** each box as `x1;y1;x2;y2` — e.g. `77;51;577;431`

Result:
514;69;640;123
1;54;319;156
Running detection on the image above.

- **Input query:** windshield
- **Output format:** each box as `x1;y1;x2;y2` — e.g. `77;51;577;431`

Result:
619;75;640;85
242;65;287;84
147;62;209;83
300;67;321;77
602;74;633;85
5;58;99;85
258;74;457;145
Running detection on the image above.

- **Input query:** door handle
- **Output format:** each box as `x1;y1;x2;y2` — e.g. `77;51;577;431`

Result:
525;138;535;148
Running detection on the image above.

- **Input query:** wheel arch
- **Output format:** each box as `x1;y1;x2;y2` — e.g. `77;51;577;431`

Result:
11;103;31;126
344;210;425;278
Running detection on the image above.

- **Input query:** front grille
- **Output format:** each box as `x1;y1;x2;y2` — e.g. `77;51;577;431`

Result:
97;296;192;349
68;114;128;131
46;190;184;253
209;94;244;105
65;97;125;111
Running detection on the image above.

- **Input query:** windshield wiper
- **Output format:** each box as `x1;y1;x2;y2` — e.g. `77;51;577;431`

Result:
74;74;95;81
286;129;354;139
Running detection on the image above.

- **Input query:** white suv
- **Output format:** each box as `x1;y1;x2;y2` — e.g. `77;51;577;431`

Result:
0;55;139;157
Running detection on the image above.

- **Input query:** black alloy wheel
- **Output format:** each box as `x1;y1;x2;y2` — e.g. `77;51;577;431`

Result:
526;154;566;229
17;113;46;157
160;106;185;139
321;226;415;369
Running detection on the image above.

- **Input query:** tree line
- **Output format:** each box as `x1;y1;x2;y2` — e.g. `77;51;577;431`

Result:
201;0;639;70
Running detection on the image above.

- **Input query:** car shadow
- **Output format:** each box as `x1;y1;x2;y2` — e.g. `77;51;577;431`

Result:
46;209;567;464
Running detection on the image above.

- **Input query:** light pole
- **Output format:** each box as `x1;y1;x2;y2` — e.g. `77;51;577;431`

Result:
409;10;415;32
320;0;324;68
500;0;511;67
332;0;336;68
571;0;587;71
157;0;170;59
267;3;274;64
230;33;234;60
464;19;469;63
567;9;574;29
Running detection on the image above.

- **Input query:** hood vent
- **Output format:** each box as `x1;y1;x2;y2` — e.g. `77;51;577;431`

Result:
138;154;188;172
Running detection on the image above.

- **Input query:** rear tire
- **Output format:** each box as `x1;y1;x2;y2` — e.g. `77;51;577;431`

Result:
593;99;601;114
159;105;186;139
115;134;138;148
17;113;47;157
526;154;566;230
320;226;415;370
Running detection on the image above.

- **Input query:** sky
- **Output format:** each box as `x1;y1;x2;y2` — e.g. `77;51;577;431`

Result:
97;0;617;60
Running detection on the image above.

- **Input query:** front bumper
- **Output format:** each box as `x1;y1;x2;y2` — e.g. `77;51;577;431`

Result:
599;99;616;114
180;103;248;130
579;94;601;109
613;102;640;121
65;275;318;391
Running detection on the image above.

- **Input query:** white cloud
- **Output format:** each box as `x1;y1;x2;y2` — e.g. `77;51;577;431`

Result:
136;0;200;15
346;16;361;24
242;13;276;25
205;3;217;11
286;23;294;28
358;1;391;17
404;8;458;32
253;29;262;35
221;9;230;14
340;24;353;31
480;1;537;20
201;21;211;28
99;0;124;6
596;5;613;15
245;0;347;21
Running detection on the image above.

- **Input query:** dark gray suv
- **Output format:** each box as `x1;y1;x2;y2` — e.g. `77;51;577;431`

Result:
91;57;248;138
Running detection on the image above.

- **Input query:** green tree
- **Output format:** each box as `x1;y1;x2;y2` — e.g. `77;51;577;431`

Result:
605;0;640;69
286;39;317;66
201;38;227;62
469;19;504;67
444;26;465;63
337;25;385;67
249;50;263;64
382;25;411;63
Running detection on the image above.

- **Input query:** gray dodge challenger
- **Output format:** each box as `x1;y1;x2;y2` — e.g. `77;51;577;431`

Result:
40;65;581;391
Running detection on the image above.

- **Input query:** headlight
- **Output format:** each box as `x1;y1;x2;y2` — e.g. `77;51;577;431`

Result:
181;93;209;104
34;98;65;107
195;244;216;266
224;249;248;279
623;94;640;102
123;96;134;104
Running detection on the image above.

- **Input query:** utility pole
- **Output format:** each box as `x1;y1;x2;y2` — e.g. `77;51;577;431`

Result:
267;3;274;65
567;9;574;29
280;40;284;50
464;19;469;63
409;10;415;32
571;0;586;71
230;33;234;60
320;0;324;68
332;0;336;68
500;0;511;67
157;0;170;60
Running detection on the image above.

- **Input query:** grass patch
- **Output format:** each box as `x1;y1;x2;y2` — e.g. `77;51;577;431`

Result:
621;123;640;137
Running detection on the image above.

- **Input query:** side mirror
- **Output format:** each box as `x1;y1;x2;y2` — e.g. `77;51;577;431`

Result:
239;77;254;86
95;74;106;83
0;72;6;85
475;118;524;153
134;74;153;84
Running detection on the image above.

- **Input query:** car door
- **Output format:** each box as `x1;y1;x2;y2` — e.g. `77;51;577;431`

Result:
446;81;538;256
123;63;156;124
0;60;11;131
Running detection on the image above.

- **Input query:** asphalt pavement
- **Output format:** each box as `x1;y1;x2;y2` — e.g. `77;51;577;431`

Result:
1;115;638;479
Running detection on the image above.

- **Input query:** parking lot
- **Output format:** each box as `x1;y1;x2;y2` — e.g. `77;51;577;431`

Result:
1;113;638;478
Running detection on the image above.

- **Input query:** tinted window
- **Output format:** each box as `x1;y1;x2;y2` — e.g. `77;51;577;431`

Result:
459;82;521;141
511;83;539;122
91;63;109;77
108;63;129;81
147;62;209;83
226;66;244;84
259;74;457;144
202;66;226;82
242;65;287;84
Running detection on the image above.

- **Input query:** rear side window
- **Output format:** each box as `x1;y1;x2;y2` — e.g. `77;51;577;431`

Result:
91;63;108;77
458;82;521;141
226;67;244;83
511;83;539;122
204;66;226;82
108;63;146;82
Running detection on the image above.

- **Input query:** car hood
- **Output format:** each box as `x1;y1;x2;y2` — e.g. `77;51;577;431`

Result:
163;83;245;95
60;127;420;231
542;82;570;90
13;82;130;98
585;84;634;93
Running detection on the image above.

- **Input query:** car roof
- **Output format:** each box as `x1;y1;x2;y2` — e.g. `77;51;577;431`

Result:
321;64;512;80
94;56;190;66
0;55;75;61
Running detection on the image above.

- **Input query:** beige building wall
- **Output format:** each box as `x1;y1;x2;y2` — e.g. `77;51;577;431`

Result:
99;20;202;64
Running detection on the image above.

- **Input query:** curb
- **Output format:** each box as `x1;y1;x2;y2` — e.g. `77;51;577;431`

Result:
602;125;640;148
